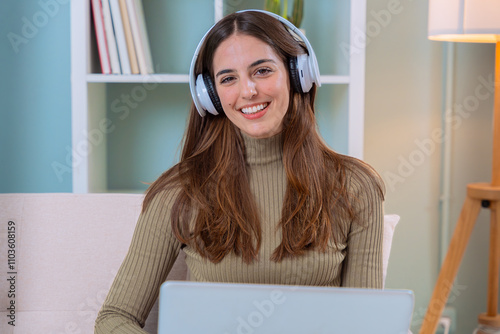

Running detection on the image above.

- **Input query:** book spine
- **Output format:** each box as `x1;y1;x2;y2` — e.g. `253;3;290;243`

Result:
109;0;131;74
126;0;145;74
118;0;139;74
134;0;154;74
91;0;111;74
102;0;121;74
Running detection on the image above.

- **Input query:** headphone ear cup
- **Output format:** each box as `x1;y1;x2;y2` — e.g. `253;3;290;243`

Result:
295;53;314;93
288;56;303;93
194;74;220;116
202;73;224;115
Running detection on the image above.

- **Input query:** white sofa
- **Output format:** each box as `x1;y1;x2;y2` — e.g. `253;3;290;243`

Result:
0;193;398;334
0;193;187;334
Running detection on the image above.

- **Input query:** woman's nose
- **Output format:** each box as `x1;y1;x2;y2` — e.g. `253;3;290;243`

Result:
241;78;257;99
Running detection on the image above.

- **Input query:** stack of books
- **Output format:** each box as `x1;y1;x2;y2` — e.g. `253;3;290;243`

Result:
91;0;154;75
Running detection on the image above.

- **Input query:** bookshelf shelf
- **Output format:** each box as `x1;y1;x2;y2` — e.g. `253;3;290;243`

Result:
71;0;367;193
320;75;350;85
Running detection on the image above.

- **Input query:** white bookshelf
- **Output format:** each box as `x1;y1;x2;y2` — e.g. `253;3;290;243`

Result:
70;0;367;193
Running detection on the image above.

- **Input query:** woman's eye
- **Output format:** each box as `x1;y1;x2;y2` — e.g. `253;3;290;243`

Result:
255;67;273;76
220;76;235;84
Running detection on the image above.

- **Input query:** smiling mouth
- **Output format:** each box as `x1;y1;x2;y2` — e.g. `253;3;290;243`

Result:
240;103;269;115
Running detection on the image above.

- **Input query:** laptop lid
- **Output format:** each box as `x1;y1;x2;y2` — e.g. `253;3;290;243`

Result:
158;281;414;334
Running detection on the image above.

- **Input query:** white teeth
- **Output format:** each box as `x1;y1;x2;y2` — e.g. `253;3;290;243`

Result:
241;103;268;114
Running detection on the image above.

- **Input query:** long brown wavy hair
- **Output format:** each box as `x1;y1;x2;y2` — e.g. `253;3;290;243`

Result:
143;11;384;264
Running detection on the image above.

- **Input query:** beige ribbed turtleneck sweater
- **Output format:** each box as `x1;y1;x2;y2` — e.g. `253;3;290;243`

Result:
95;133;383;333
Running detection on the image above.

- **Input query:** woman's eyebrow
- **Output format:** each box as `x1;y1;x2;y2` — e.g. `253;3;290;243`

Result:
215;68;234;78
215;59;276;78
249;59;275;68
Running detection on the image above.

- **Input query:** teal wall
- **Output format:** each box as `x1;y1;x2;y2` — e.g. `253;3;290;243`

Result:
0;0;72;193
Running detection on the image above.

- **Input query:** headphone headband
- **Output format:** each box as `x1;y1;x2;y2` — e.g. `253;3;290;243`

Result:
189;9;321;117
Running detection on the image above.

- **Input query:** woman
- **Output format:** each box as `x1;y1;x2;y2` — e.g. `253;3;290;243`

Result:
95;10;384;333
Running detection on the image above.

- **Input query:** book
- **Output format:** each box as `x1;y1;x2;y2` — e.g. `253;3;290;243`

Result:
101;0;121;74
91;0;111;74
126;0;154;74
109;0;132;74
118;0;139;74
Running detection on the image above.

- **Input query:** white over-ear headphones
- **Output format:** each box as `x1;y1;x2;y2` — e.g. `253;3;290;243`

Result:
189;9;321;117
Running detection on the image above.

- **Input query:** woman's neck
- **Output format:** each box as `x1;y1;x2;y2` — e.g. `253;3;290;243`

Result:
241;132;283;165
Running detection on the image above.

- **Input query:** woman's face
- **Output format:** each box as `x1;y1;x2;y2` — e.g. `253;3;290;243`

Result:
212;33;290;139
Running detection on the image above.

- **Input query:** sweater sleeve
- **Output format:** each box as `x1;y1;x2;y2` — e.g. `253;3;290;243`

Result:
95;190;182;333
341;168;384;289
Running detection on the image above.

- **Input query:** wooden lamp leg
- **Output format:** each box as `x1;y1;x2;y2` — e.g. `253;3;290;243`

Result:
419;195;482;334
478;200;500;328
474;40;500;331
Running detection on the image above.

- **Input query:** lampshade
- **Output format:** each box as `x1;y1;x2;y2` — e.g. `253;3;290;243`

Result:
428;0;500;42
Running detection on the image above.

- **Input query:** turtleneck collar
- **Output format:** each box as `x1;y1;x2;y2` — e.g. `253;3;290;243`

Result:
241;132;283;165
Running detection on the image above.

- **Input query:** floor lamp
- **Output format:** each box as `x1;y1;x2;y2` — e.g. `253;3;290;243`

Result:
419;1;500;333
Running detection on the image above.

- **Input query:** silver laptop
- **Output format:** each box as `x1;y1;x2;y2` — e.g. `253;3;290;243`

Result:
157;281;414;333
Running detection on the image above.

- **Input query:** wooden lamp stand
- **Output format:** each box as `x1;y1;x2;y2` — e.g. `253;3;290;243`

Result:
419;42;500;334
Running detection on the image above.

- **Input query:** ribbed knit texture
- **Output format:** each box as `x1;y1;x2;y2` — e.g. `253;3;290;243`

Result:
95;133;383;333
